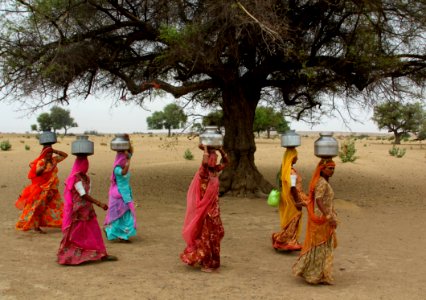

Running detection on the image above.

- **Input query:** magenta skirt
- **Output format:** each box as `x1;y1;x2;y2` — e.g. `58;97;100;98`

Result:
57;217;107;265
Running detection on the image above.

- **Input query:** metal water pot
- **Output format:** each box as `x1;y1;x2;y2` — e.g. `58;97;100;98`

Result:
71;135;94;156
110;134;130;151
281;130;301;147
39;131;57;145
199;126;223;148
314;132;338;158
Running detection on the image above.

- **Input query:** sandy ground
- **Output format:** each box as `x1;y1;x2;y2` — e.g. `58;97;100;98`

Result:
0;133;425;300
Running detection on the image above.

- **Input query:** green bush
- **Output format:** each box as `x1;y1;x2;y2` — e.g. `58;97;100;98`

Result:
183;149;194;160
0;140;12;151
25;145;30;151
339;139;357;163
389;146;406;158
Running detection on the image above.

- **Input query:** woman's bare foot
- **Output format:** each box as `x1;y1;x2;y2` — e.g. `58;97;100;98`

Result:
201;267;219;273
34;227;46;234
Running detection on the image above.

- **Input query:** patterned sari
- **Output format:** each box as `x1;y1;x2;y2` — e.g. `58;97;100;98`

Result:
293;159;337;284
57;156;107;265
272;148;308;251
180;151;227;270
15;147;65;231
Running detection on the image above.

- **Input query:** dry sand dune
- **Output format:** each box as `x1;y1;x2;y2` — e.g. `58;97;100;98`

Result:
0;133;425;299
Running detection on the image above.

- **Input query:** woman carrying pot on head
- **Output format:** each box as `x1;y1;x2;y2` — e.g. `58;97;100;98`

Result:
180;144;228;273
57;154;117;265
16;146;68;233
292;158;338;284
272;147;308;251
104;137;137;242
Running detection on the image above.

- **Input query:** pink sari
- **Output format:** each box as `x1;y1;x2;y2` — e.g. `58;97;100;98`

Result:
180;151;226;269
57;156;107;265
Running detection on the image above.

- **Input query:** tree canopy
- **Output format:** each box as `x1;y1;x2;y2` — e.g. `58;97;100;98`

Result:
1;0;426;196
372;102;425;144
146;103;187;136
31;106;77;134
253;106;289;138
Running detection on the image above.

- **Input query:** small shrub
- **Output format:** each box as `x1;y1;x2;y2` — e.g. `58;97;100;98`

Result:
339;139;357;163
389;146;406;158
183;149;194;160
0;140;12;151
25;145;30;151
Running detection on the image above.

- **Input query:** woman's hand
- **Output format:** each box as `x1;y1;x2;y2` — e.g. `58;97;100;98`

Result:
326;215;337;229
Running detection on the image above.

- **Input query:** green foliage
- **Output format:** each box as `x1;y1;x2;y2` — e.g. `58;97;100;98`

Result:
372;102;424;144
203;110;224;127
339;139;358;163
0;140;12;151
253;107;289;138
183;149;194;160
25;144;30;151
416;119;426;141
49;106;77;134
147;104;187;137
33;106;77;134
37;113;53;131
389;146;406;158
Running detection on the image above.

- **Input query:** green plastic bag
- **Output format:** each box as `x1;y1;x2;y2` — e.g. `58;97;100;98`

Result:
267;189;280;207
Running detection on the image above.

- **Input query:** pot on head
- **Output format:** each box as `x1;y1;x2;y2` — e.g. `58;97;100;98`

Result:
199;126;223;148
314;132;338;158
71;135;94;156
281;129;301;147
110;134;130;151
39;131;57;146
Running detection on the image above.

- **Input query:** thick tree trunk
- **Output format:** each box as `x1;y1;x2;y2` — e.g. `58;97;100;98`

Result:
219;84;273;197
394;131;402;144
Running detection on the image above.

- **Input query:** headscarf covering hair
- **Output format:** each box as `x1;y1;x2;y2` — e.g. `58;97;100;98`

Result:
306;158;336;224
28;146;53;179
208;151;218;168
64;156;89;192
63;156;89;231
110;152;127;183
279;147;299;229
308;158;336;195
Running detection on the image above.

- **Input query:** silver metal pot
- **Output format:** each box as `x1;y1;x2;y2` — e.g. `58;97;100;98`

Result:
39;131;57;145
281;129;301;147
199;126;223;148
71;135;94;156
110;134;130;151
314;132;338;158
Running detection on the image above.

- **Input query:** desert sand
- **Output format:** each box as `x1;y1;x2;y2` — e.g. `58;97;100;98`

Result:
0;133;425;300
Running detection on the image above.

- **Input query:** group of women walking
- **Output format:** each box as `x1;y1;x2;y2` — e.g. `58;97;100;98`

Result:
15;139;136;265
14;134;338;284
273;147;338;285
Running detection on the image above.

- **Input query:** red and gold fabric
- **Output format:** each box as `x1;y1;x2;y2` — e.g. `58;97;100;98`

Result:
16;148;65;231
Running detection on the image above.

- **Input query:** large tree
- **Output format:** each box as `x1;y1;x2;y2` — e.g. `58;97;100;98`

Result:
1;1;426;196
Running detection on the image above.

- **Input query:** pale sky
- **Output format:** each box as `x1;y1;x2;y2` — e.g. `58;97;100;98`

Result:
0;95;382;134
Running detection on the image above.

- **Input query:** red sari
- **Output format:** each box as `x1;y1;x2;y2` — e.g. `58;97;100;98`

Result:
180;151;227;270
15;147;65;231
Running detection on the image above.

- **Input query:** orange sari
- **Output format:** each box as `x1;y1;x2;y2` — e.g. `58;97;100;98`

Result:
293;159;337;284
15;148;65;231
